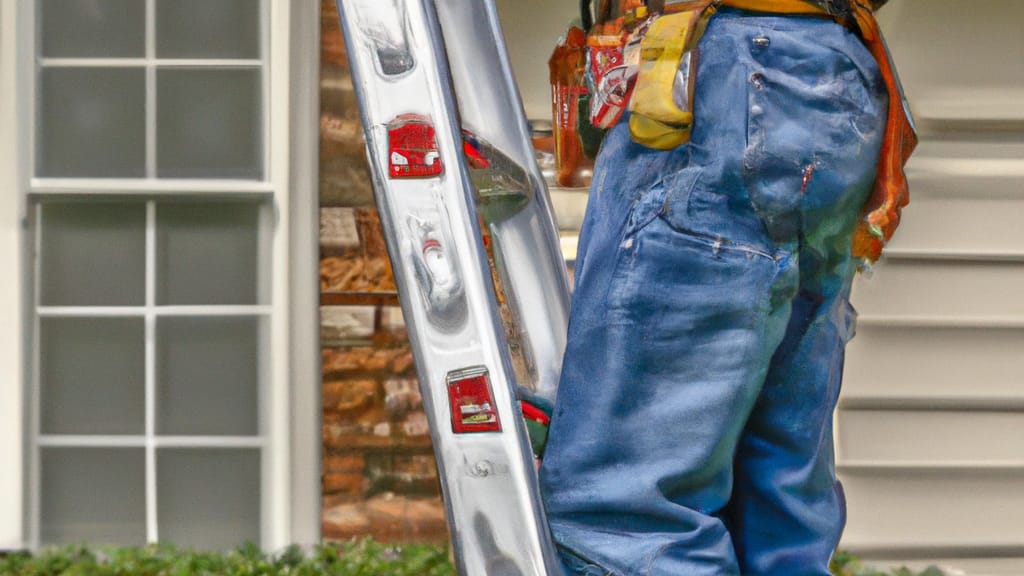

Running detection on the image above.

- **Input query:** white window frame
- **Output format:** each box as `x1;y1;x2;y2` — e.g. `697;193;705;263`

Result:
285;1;322;548
0;0;27;552
8;0;316;551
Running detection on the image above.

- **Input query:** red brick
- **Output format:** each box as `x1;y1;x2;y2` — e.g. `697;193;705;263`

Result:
355;209;389;258
400;412;430;438
384;378;422;418
322;502;371;541
323;453;366;473
322;379;377;415
323;472;366;496
322;492;358;510
401;497;449;540
391;350;416;374
320;255;396;293
363;349;392;372
322;347;373;373
366;494;449;544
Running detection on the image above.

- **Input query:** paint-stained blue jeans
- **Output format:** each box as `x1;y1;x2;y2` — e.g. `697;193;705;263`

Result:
539;10;888;576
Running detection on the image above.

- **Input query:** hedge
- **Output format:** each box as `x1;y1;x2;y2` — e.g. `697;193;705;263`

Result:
0;541;945;575
0;539;455;576
830;550;946;576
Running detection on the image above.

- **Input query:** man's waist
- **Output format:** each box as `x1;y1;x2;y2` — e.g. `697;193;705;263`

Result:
663;0;883;17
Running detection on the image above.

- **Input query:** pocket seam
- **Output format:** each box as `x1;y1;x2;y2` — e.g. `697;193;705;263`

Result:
658;169;778;261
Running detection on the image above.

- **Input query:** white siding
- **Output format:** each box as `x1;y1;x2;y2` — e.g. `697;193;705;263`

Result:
496;0;580;120
840;0;1024;569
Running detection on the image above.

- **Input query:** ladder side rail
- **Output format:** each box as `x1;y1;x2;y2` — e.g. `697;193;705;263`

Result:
336;1;564;574
434;0;572;404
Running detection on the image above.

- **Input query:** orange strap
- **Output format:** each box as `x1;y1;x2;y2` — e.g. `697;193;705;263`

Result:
847;0;917;262
719;0;829;15
719;0;917;262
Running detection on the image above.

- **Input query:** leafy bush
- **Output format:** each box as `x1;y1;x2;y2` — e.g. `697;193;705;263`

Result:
0;542;947;576
830;550;946;576
0;539;456;576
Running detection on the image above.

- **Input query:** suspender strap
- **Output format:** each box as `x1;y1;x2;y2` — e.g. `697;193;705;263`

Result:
847;0;918;262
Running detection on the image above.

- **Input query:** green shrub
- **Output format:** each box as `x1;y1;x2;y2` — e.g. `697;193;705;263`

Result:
0;539;456;576
830;549;946;576
0;543;946;576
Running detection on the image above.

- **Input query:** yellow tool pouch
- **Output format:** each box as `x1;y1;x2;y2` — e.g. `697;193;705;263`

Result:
628;1;716;150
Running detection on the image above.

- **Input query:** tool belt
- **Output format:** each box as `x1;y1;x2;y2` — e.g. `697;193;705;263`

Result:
587;0;915;261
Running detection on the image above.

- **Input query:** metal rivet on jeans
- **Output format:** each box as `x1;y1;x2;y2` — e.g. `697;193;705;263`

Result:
750;73;765;90
752;35;770;48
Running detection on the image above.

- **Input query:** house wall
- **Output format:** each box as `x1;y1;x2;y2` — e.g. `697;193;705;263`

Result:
838;1;1024;571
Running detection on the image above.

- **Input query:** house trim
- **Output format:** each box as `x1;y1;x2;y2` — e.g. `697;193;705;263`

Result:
0;0;26;551
287;0;323;547
265;0;293;550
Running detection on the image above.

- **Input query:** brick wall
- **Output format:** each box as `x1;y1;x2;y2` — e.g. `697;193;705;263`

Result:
319;0;448;544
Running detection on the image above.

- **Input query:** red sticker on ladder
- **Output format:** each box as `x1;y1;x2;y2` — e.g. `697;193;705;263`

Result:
388;114;444;179
447;367;502;434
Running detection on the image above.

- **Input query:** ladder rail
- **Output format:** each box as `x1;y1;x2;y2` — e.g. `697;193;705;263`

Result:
336;1;568;574
433;0;571;405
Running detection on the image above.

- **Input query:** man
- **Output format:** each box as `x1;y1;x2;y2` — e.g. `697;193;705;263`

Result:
538;1;914;574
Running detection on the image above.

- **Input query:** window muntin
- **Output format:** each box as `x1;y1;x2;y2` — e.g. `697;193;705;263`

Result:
36;0;265;181
29;0;273;549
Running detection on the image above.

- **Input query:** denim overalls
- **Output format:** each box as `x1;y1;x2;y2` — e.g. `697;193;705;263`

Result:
539;9;888;575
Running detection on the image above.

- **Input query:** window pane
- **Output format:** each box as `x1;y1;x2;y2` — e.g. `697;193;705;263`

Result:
156;202;261;305
40;448;146;546
157;317;260;436
157;448;261;549
40;202;146;306
38;67;146;178
40;0;145;58
40;317;145;435
156;0;260;59
156;68;263;179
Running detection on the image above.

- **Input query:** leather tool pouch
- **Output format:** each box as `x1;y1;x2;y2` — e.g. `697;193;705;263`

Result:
628;1;716;150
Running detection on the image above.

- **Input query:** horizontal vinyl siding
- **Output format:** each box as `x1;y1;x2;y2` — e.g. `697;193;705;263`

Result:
839;0;1024;569
853;258;1024;322
842;469;1024;550
886;150;1024;259
844;325;1024;405
838;410;1024;464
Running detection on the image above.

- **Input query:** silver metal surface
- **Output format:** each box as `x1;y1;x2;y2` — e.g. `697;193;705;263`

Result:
434;0;571;404
336;1;568;574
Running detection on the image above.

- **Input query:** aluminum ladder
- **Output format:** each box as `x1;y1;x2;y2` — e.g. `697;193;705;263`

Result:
336;1;570;574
